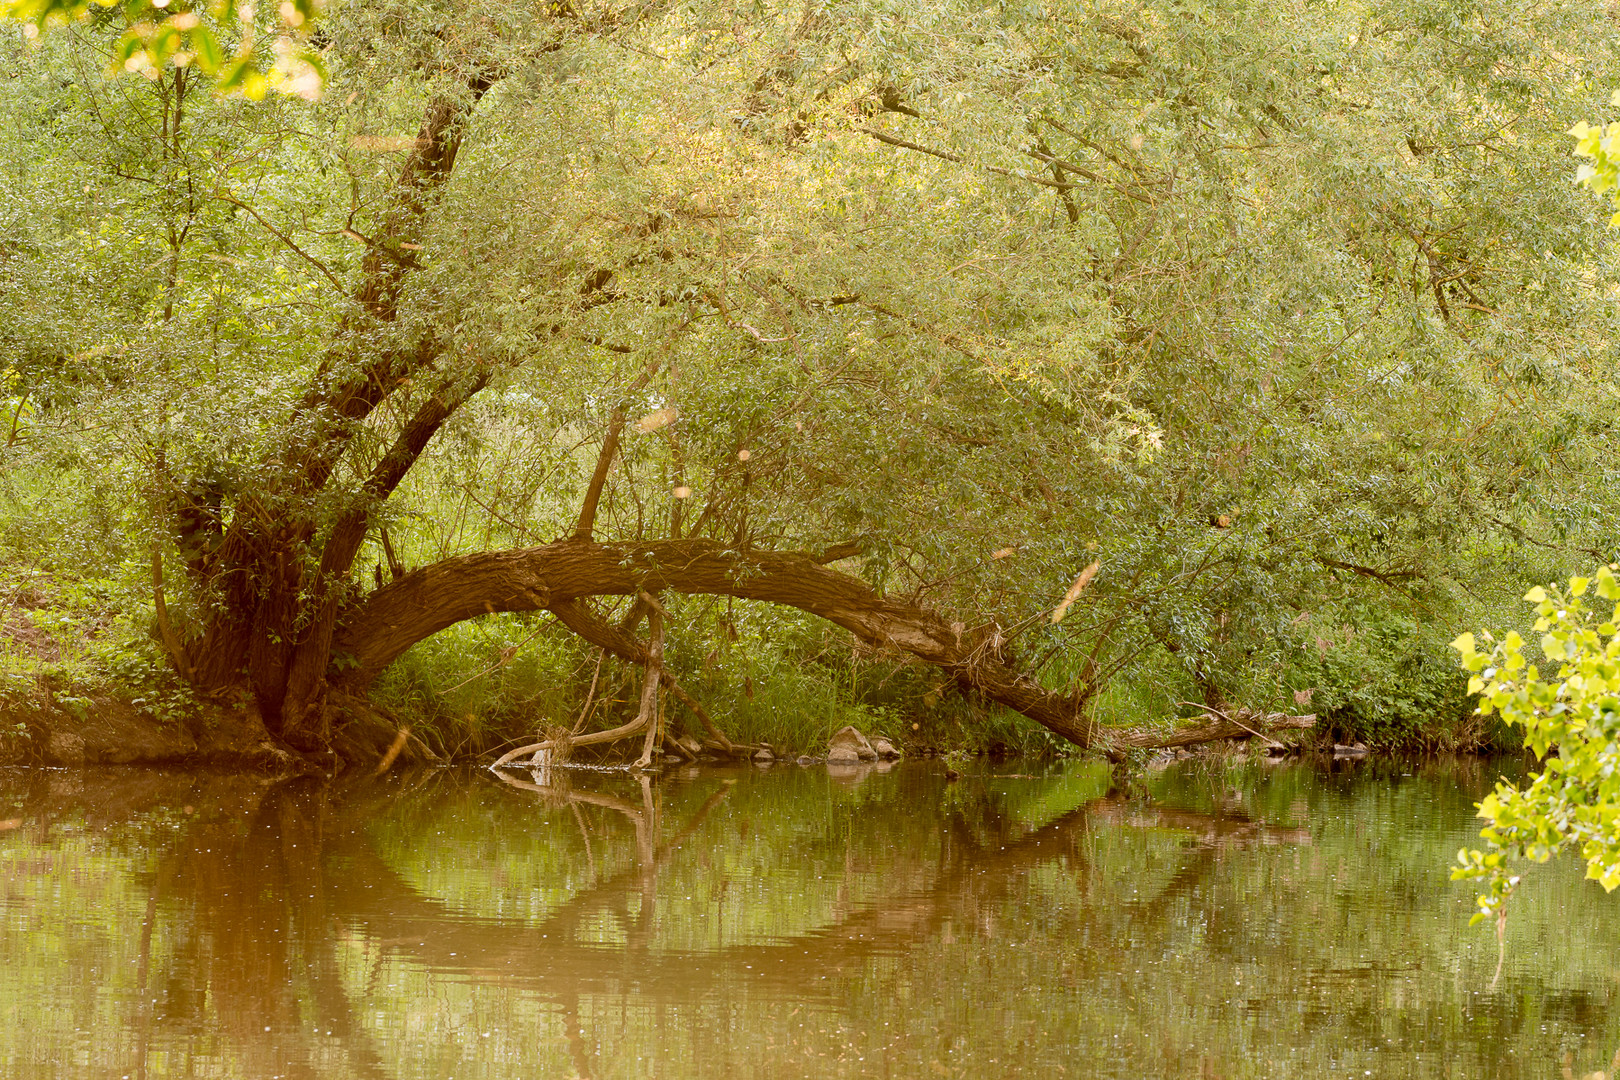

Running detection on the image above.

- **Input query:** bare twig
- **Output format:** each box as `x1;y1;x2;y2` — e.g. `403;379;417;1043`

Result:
216;191;346;292
437;618;553;694
572;649;606;735
856;127;1078;191
574;361;661;540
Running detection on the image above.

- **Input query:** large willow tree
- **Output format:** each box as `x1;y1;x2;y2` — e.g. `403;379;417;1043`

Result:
1;0;1615;759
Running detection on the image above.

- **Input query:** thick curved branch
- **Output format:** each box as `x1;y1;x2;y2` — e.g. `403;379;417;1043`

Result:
333;539;1313;755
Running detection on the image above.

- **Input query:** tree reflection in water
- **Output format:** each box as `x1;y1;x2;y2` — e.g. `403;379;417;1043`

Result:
4;759;1618;1079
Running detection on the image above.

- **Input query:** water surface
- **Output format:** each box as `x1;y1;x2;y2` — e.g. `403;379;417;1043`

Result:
2;756;1617;1078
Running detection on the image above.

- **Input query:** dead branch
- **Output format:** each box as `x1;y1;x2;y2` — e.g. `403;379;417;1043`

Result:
549;598;746;753
572;649;605;735
632;601;664;769
574;361;660;540
488;712;651;769
1121;707;1316;750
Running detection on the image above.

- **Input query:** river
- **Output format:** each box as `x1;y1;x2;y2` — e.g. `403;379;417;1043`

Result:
1;756;1615;1078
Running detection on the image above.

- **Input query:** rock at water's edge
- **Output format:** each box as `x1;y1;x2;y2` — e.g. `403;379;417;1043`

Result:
827;725;878;762
871;737;901;760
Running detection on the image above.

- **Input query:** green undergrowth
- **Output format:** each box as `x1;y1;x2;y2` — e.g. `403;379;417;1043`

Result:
1288;608;1510;753
374;605;1068;760
0;559;203;739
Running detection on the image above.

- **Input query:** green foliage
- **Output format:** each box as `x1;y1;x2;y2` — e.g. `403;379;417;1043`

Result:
1571;93;1620;223
1452;566;1620;926
3;0;1619;753
371;614;587;754
1301;609;1482;751
1;0;323;99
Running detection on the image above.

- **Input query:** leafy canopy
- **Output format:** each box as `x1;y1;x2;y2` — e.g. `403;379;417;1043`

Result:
4;0;1620;746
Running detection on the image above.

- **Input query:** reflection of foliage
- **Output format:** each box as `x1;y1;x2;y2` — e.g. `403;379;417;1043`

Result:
6;761;1620;1077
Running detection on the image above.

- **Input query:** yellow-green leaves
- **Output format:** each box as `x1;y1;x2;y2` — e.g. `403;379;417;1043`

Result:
2;0;325;99
1452;568;1620;927
1573;115;1620;224
1597;565;1620;601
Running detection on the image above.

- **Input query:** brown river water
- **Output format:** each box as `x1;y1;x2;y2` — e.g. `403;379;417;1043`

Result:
0;756;1616;1079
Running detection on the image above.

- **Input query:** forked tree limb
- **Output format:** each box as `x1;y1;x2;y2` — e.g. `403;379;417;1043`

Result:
549;599;745;753
573;362;660;541
489;712;652;769
488;599;737;769
632;602;664;769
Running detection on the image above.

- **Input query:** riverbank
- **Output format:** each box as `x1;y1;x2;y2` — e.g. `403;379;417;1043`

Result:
0;673;1377;773
0;565;1496;771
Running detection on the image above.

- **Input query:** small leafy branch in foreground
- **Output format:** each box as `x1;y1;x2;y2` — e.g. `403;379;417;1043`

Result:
2;0;324;99
1571;91;1620;223
1451;566;1620;930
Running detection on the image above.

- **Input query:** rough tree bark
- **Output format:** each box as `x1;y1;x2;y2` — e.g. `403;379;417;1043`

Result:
179;77;497;749
330;538;1312;759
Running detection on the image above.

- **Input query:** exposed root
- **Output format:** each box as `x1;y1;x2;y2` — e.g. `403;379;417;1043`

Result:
488;714;649;769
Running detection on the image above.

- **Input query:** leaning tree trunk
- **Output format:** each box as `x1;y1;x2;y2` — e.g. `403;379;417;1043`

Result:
149;14;1318;761
330;538;1313;758
172;76;500;749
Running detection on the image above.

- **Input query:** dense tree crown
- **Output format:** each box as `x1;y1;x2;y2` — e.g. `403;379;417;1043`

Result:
0;0;1616;760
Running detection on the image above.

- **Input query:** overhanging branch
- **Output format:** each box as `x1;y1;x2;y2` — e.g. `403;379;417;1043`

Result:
333;538;1313;757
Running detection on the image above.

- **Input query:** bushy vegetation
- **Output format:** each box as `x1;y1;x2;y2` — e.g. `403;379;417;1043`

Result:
1;0;1617;761
1296;610;1485;752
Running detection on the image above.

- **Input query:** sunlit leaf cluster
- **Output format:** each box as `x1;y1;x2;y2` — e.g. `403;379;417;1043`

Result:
1452;566;1620;924
1;0;323;98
